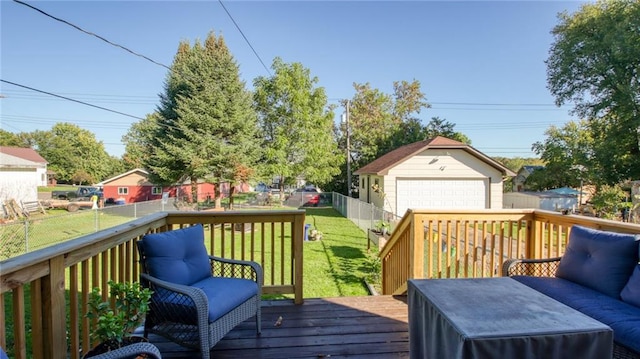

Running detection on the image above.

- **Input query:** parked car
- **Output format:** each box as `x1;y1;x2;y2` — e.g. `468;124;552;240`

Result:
285;187;321;207
254;182;270;193
51;186;103;200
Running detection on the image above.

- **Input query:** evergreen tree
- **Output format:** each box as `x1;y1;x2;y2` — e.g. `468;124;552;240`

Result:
142;32;259;206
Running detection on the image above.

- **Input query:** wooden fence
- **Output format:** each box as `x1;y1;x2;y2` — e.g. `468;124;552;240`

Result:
380;209;640;295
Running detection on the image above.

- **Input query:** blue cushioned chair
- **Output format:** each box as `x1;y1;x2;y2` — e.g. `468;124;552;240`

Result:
137;224;262;359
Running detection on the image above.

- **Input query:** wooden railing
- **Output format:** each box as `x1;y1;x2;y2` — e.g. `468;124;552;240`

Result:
0;210;305;359
380;209;640;295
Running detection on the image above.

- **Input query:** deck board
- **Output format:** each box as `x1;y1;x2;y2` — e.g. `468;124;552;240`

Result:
148;295;409;358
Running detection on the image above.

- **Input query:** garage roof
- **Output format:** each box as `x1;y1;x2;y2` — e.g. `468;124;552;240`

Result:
353;136;516;176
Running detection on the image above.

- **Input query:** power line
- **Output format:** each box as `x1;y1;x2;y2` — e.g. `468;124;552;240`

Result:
430;107;565;112
1;80;145;120
12;0;171;71
218;0;271;76
4;89;157;100
430;101;564;107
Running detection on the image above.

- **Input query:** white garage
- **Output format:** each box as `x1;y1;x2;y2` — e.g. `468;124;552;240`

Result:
396;179;487;216
354;136;515;216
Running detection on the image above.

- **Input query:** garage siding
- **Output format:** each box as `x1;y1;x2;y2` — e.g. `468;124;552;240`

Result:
384;149;504;215
396;179;487;215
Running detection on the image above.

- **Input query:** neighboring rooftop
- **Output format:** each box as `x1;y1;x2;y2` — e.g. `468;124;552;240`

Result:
0;146;48;164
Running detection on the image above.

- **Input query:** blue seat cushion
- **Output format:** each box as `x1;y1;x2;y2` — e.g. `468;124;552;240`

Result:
191;276;258;322
141;224;211;286
556;226;639;298
513;276;640;353
621;265;640;308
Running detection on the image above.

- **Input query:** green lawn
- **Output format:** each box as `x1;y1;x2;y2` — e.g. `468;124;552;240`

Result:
300;207;375;297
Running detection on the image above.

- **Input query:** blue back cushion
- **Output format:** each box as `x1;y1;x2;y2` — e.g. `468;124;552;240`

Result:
141;224;211;286
621;265;640;308
556;225;639;298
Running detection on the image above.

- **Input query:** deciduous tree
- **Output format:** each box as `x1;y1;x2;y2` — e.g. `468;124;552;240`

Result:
253;57;342;196
30;123;114;184
546;0;640;182
531;120;593;190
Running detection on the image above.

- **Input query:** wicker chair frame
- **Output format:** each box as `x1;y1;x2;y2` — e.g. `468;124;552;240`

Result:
87;342;162;359
137;242;263;359
502;257;640;359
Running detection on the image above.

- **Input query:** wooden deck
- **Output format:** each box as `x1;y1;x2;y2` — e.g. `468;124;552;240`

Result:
147;295;409;358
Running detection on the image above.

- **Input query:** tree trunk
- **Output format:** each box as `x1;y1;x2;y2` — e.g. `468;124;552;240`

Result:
229;185;236;210
279;176;286;206
214;182;222;209
190;178;198;204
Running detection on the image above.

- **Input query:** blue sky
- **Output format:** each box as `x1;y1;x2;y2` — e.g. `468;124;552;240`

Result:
1;1;585;158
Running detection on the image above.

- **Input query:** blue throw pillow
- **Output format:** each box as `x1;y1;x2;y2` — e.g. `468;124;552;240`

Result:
141;224;211;286
621;265;640;308
556;225;639;298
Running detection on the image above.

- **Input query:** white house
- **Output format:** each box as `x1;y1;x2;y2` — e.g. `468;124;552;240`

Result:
0;146;49;205
354;136;516;217
503;191;578;212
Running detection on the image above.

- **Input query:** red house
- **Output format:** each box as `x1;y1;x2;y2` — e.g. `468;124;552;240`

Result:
98;168;247;204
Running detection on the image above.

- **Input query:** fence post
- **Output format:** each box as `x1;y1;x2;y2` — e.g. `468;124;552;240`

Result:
134;203;137;218
24;219;29;253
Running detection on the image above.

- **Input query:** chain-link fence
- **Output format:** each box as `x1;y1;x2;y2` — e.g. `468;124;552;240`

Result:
331;192;400;234
1;193;396;260
0;199;174;260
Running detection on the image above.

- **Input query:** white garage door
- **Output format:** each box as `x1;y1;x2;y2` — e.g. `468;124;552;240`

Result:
396;179;487;216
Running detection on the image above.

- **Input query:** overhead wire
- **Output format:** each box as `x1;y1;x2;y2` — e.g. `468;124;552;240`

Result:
9;0;273;124
1;80;145;121
6;0;552;157
12;0;172;71
218;0;272;76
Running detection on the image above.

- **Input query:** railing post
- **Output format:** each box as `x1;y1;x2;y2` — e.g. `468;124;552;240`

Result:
42;256;67;359
526;214;538;259
292;212;305;304
410;212;424;280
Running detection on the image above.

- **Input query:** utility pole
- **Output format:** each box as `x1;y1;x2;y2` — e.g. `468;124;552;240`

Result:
343;100;352;197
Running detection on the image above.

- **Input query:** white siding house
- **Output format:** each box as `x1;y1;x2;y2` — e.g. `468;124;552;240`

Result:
354;137;515;217
503;191;578;212
0;147;48;206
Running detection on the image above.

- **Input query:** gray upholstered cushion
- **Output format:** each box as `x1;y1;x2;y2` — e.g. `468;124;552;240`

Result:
141;224;211;285
621;265;640;308
556;225;638;298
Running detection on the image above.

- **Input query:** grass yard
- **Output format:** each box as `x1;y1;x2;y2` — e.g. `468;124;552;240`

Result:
300;207;376;297
0;211;135;260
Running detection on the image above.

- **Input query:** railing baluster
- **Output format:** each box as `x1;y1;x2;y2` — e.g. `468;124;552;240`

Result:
69;265;79;359
12;286;26;359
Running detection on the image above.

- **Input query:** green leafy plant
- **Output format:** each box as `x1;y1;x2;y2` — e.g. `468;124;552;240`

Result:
363;253;382;294
86;281;152;348
591;185;626;219
374;220;389;234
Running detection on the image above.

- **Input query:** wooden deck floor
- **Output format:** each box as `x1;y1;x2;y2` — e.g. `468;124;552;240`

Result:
148;295;409;358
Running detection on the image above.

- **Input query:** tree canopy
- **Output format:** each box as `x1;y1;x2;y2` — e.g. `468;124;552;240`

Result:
17;123;120;184
545;0;640;184
253;57;342;194
329;80;470;194
138;32;259;205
